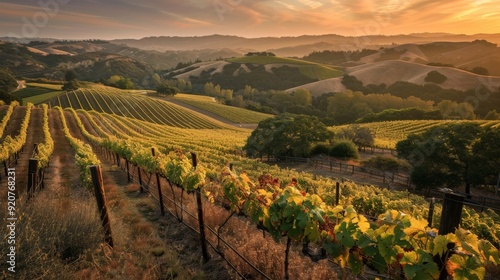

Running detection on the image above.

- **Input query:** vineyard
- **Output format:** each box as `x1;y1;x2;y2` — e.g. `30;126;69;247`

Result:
1;97;499;279
46;88;231;129
333;120;500;149
172;93;273;124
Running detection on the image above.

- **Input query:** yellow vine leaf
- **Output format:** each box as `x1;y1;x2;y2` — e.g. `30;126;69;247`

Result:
404;217;428;236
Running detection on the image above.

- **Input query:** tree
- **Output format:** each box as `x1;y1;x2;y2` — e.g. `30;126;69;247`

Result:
156;83;178;96
293;89;312;106
329;141;359;160
424;71;447;84
62;80;80;91
337;125;374;149
484;109;500;120
64;70;77;82
396;123;498;195
471;67;489;76
0;69;19;103
105;75;135;89
244;113;333;158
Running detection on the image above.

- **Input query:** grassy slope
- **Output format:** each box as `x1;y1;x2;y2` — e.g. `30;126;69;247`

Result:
173;94;273;124
13;84;64;105
227;56;343;80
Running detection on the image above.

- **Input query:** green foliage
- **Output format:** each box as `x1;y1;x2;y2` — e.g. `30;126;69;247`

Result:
336;125;374;148
0;68;20;103
396;122;500;193
64;70;77;82
327;90;433;124
156;83;178;96
191;61;327;91
329;140;359;160
425;70;448;84
104;75;135;89
362;156;407;172
244;113;333;157
62;80;80;91
357;107;442;123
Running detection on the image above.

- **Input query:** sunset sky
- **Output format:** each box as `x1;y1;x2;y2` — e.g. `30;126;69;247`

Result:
1;0;499;39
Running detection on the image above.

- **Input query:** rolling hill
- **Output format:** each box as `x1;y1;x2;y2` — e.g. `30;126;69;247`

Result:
287;60;500;96
173;55;343;91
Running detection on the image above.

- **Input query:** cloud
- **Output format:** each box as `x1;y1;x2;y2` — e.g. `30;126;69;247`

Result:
0;0;498;38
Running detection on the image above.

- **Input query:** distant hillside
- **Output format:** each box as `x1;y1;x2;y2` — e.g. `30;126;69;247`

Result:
347;60;500;92
304;40;500;75
0;41;158;88
110;33;500;57
172;55;343;91
289;60;500;96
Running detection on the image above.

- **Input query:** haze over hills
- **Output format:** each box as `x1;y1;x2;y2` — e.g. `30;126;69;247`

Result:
110;33;500;57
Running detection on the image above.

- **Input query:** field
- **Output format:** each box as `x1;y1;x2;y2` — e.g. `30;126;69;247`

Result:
0;89;499;279
172;93;273;124
333;120;500;149
46;87;231;129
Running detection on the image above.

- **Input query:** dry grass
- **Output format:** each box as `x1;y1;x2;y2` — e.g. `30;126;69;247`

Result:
0;192;103;279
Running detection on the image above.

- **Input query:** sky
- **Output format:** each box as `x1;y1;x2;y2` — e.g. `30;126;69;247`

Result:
1;0;499;39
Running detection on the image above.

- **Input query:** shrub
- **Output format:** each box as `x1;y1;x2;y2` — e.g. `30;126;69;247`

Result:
362;155;409;172
424;70;447;84
329;140;359;160
310;143;331;156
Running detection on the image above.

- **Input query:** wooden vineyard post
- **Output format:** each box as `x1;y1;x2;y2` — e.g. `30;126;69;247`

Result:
125;159;131;182
90;165;114;248
427;197;435;227
437;193;465;280
115;153;120;167
27;158;38;199
335;182;340;206
191;152;210;262
137;165;143;193
439;193;464;235
152;148;165;216
284;237;292;280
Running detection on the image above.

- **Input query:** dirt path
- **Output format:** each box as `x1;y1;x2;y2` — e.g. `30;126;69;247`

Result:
1;106;27;140
45;109;83;191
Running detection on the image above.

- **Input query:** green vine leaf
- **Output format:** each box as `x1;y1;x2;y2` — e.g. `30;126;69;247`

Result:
446;254;485;280
401;249;440;280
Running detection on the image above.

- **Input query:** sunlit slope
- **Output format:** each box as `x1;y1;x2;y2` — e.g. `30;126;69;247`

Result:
227;56;343;80
332;120;500;149
172;94;273;124
47;88;229;129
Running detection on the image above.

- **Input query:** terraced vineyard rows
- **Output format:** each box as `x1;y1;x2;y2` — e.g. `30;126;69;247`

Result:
333;120;500;149
48;89;228;129
172;94;273;124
